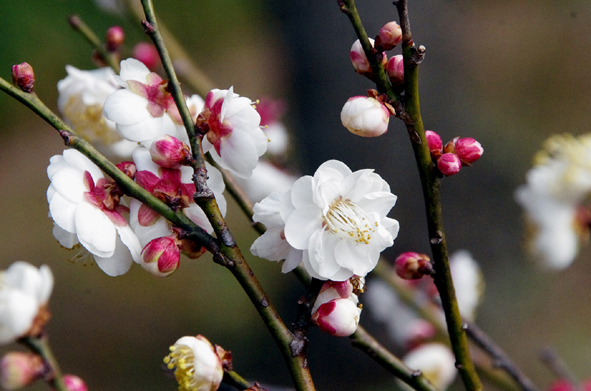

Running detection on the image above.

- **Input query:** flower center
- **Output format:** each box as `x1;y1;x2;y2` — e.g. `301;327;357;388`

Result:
164;345;197;391
324;198;377;244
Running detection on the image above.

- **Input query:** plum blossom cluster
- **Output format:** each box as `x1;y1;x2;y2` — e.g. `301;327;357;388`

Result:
366;250;484;389
251;160;399;281
342;21;405;138
425;130;484;176
515;133;591;269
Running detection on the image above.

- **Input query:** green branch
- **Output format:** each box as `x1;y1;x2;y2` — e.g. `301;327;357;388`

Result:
139;2;316;390
20;336;67;391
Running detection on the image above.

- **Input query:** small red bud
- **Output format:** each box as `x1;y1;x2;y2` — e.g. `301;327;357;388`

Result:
11;63;35;93
61;374;88;391
133;42;160;71
375;21;402;51
150;135;192;168
141;236;181;277
454;137;483;165
425;130;443;158
105;26;125;52
386;55;404;86
394;252;433;280
437;153;462;176
0;352;44;390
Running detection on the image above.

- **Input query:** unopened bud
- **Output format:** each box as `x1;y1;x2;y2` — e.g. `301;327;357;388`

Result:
443;136;458;154
0;352;44;390
150;135;192;168
133;42;159;71
386;54;404;87
105;26;125;52
341;96;390;137
454;137;483;165
375;21;402;51
312;298;361;337
11;63;35;93
394;252;433;279
141;236;181;277
61;375;88;391
116;161;136;180
437;153;462;176
350;39;387;79
425;130;443;158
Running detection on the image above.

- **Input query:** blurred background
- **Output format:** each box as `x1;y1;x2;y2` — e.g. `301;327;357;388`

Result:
1;0;591;390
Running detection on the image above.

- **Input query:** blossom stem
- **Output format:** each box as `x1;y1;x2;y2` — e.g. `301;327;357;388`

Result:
140;2;316;390
223;371;252;390
350;327;439;391
338;0;398;105
20;335;67;391
124;0;215;98
0;76;217;253
67;15;120;73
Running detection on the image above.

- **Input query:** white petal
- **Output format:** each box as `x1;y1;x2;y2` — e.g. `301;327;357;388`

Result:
284;205;323;250
37;265;54;303
103;89;150;125
250;228;291;261
0;290;38;344
219;129;259;178
119;58;150;83
307;229;343;279
52;223;79;248
93;234;134;276
282;248;304;274
75;202;117;258
63;149;104;180
290;176;314;209
356;192;397;217
252;192;284;228
50;166;87;204
49;192;78;233
184;204;214;233
132;147;160;174
116;225;142;264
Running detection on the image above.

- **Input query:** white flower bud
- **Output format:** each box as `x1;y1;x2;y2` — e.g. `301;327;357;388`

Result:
341;96;390;137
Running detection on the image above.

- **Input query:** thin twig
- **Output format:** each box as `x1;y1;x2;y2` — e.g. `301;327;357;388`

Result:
67;15;120;73
20;336;67;391
465;323;539;391
541;347;581;387
223;370;252;390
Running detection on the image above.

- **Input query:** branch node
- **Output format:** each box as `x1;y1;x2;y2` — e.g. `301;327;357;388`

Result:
141;20;155;35
411;370;422;378
260;296;269;308
411;45;426;65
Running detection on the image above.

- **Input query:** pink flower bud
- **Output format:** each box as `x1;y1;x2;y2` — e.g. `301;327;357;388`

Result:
386;55;404;86
61;375;88;391
349;39;387;78
454;137;483;165
141;236;181;277
425;130;443;158
116;161;136;180
0;352;44;390
105;26;125;52
150;135;192;168
375;21;402;51
341;96;390;137
437;153;461;176
133;42;160;71
11;63;35;93
394;252;433;280
312;298;361;337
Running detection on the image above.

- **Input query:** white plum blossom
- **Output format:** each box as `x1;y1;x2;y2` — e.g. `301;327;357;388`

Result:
341;96;390;137
0;262;53;344
253;160;399;281
57;65;137;158
164;335;223;391
515;133;591;269
130;147;226;249
47;149;142;276
103;58;203;148
199;87;267;178
403;343;457;390
250;190;304;273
